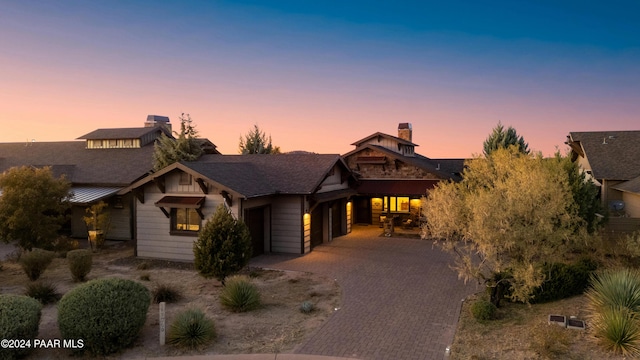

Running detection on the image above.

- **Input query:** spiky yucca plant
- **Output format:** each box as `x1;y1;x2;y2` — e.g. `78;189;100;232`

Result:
167;308;215;349
219;275;261;312
586;269;640;356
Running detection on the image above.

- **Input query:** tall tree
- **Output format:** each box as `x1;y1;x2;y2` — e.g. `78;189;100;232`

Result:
239;125;281;154
0;166;71;250
483;122;529;156
422;146;589;306
152;113;203;171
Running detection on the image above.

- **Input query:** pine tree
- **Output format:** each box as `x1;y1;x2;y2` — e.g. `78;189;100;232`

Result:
238;125;281;154
152;113;203;171
483;122;529;156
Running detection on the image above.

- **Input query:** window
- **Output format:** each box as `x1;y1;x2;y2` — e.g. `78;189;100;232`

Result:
179;172;192;185
123;139;133;147
383;196;410;213
108;139;118;148
171;208;201;234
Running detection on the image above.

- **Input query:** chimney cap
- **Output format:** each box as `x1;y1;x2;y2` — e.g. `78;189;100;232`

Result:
398;123;412;129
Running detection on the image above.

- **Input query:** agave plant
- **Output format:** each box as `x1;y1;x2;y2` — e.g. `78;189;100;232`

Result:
219;275;261;312
586;269;640;356
167;308;216;349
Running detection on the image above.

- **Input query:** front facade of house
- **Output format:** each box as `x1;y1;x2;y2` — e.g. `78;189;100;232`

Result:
0;115;218;241
567;131;640;218
343;123;464;226
124;154;356;261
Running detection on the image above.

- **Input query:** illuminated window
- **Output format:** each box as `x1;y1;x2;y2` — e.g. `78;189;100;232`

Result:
387;196;410;213
171;208;201;234
108;139;118;147
123;139;133;147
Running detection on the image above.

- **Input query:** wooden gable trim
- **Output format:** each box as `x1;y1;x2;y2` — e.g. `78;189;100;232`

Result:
153;177;165;193
220;190;233;207
133;188;144;204
195;178;209;194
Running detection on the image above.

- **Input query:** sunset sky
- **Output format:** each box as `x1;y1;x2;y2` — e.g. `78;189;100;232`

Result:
1;1;639;157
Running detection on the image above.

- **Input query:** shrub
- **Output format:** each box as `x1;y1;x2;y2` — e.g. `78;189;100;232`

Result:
58;278;150;355
153;283;181;304
52;236;79;257
137;261;150;270
470;298;496;321
67;249;92;282
531;258;598;303
24;281;61;304
586;269;640;356
140;273;151;281
19;248;55;281
220;275;261;312
299;301;315;314
0;294;42;360
167;308;216;349
529;322;570;359
194;204;252;282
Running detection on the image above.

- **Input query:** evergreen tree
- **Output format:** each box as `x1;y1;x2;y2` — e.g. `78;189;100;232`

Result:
483;122;529;156
0;166;71;250
152;113;203;171
193;204;253;283
239;125;281;154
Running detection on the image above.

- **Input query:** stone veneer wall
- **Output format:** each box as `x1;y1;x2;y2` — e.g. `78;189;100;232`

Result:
346;148;440;180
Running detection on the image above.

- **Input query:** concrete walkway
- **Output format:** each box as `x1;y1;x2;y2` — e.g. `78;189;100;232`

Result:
250;225;478;360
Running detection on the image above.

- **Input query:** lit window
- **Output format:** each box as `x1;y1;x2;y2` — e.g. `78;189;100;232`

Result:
387;196;410;213
123;139;133;147
108;139;118;148
171;208;201;234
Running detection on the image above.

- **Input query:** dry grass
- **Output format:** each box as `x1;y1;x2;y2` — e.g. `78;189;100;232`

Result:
451;293;629;360
0;243;341;359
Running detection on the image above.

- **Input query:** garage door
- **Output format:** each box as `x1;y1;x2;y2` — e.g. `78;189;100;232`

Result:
331;201;342;238
244;207;265;257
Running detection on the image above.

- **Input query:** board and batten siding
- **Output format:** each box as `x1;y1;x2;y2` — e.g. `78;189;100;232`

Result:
622;192;640;218
269;196;303;254
136;173;237;261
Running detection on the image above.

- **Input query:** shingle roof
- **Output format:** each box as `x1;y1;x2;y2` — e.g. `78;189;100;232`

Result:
181;154;347;197
569;131;640;180
77;127;170;140
0;141;155;186
612;176;640;195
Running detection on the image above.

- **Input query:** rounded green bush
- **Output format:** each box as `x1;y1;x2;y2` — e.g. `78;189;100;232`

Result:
67;249;92;282
470;298;497;321
58;278;151;355
19;248;55;281
0;294;42;360
219;275;261;312
167;308;216;349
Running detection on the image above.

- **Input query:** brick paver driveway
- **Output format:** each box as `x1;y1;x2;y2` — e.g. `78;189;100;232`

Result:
250;225;478;360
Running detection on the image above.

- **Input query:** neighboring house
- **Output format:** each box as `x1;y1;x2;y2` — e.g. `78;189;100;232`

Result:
566;131;640;217
0;115;218;240
121;153;356;261
343;123;464;226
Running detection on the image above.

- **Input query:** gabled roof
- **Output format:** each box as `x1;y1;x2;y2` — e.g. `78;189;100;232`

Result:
568;131;640;180
77;126;172;140
612;176;640;195
350;132;418;147
124;154;354;198
0;141;155;186
343;144;462;181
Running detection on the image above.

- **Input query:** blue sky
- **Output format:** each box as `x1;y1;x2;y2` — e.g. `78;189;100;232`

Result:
1;1;639;156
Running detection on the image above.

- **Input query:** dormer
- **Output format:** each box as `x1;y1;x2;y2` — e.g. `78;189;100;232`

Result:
77;115;174;149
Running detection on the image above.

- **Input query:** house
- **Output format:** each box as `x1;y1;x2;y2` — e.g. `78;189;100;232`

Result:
121;153;356;261
343;123;464;226
566;131;640;217
0;115;218;240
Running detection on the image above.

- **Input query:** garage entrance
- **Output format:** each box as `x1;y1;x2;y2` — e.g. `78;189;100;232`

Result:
310;206;323;248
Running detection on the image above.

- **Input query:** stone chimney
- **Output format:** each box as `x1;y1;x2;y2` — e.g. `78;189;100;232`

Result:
145;115;171;132
398;123;412;142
